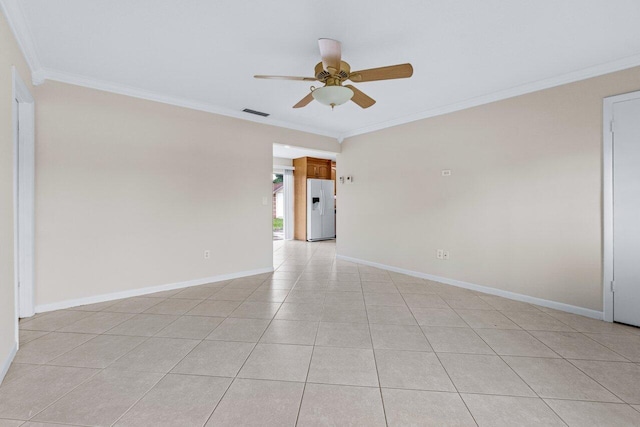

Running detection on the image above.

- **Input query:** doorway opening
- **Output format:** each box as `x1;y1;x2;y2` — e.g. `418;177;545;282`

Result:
273;173;284;240
272;168;293;241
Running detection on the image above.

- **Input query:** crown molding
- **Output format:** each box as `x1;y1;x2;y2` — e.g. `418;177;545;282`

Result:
1;0;44;85
41;68;341;139
37;54;640;143
338;54;640;141
31;69;46;85
4;0;640;141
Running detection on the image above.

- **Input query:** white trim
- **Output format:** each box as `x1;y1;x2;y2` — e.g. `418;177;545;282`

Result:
273;165;295;171
603;96;615;322
339;54;640;141
12;66;34;103
40;58;640;143
602;90;640;323
0;342;18;385
0;0;45;85
12;67;36;326
5;1;640;141
11;95;19;344
31;69;46;86
34;266;274;313
40;68;340;139
283;169;294;240
337;254;603;320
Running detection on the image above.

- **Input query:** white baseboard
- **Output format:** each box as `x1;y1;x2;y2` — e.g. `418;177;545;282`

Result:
34;266;274;314
0;341;18;385
336;254;603;320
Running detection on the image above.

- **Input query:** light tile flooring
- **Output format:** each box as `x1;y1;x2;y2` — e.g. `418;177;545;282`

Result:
2;240;640;426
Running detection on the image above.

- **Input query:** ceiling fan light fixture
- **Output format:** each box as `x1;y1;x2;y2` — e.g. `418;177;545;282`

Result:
311;86;354;109
256;38;412;109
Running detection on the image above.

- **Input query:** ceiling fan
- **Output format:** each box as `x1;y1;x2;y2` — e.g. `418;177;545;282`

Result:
255;38;413;110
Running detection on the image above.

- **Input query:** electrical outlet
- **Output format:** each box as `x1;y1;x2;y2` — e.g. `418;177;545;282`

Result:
441;169;451;176
443;251;450;260
437;249;444;260
204;250;210;259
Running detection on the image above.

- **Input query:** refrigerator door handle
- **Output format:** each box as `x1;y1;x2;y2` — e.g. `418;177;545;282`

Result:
322;189;326;216
320;189;324;215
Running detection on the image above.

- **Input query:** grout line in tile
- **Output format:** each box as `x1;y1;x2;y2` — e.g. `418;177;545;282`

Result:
564;358;633;405
107;371;167;426
367;278;398;427
22;366;103;422
578;331;634;362
17;240;640;426
292;325;317;426
399;286;480;426
469;326;541;398
201;256;308;426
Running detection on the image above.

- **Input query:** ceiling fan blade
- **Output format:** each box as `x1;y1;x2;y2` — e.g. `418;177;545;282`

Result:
345;85;376;109
318;38;342;74
254;75;317;81
349;63;413;82
293;92;314;108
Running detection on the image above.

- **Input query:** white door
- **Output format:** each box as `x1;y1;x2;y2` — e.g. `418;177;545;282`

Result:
307;179;323;240
613;98;640;327
322;180;335;238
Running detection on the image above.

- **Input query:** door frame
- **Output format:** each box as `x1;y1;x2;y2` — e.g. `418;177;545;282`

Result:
273;165;295;241
283;169;294;240
12;67;36;328
602;90;640;322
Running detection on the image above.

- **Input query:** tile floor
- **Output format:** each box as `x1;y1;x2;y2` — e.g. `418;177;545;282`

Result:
2;240;640;426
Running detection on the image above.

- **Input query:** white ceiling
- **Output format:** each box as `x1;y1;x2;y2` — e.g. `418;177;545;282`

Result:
273;144;337;161
6;0;640;139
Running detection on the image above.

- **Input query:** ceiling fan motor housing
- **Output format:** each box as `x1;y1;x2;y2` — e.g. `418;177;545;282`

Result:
254;39;412;109
315;61;351;83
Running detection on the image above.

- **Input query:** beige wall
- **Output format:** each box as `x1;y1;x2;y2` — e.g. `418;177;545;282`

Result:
33;81;336;307
338;66;640;312
0;10;35;377
273;157;293;167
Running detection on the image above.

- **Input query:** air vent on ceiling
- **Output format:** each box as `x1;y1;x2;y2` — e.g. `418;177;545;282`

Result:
242;108;270;117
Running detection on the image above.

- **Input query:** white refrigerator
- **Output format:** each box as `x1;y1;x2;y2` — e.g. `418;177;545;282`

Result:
307;179;336;241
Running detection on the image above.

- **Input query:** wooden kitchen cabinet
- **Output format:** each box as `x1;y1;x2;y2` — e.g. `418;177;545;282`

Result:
306;158;331;179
